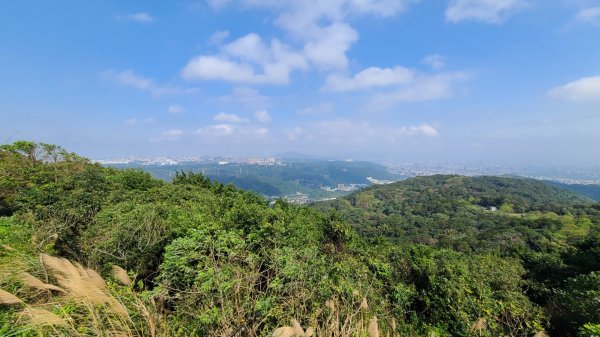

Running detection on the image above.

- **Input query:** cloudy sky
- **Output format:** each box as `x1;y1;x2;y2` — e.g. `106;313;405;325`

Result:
1;0;599;164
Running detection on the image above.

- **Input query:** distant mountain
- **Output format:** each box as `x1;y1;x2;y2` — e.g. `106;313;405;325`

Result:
106;159;405;202
314;175;594;250
546;181;600;201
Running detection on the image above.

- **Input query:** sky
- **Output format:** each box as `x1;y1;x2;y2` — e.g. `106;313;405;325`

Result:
1;0;600;164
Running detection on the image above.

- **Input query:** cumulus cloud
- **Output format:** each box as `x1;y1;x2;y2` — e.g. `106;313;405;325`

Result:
367;72;469;110
254;127;269;136
220;87;270;109
254;110;272;123
214;112;249;123
549;76;600;102
152;129;184;142
322;63;469;110
422;54;446;70
104;70;198;96
168;104;185;114
324;66;414;92
196;124;235;136
576;7;600;24
182;34;308;85
445;0;528;23
117;12;154;23
209;30;230;45
183;0;415;85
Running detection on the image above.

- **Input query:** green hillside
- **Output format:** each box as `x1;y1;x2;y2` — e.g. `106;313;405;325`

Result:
314;175;595;250
1;143;599;337
109;160;402;202
548;181;600;201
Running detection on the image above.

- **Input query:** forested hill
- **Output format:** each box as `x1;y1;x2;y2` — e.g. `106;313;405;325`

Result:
1;143;599;337
548;181;600;201
314;175;597;250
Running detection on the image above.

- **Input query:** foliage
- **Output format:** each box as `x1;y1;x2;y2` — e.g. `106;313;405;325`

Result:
1;143;599;336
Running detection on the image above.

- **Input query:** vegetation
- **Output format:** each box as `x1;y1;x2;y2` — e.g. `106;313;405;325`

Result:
1;142;598;336
114;159;401;201
316;175;600;336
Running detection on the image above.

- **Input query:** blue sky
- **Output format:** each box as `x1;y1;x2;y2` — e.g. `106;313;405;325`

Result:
1;0;600;164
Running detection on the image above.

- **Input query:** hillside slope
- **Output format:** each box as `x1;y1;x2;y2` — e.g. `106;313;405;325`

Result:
314;175;596;251
2;144;599;337
548;181;600;201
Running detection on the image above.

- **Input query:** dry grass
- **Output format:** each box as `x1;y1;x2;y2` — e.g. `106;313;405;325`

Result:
19;272;65;293
271;296;385;337
18;307;68;327
41;254;117;307
292;318;305;336
0;288;23;305
272;319;315;337
471;317;487;332
273;326;296;337
2;253;159;336
368;316;380;337
359;297;368;311
112;265;132;286
533;331;549;337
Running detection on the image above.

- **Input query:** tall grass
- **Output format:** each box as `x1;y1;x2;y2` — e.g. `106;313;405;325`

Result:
0;253;158;336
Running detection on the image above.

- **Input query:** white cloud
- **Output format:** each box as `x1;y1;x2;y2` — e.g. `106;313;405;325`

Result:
254;110;272;123
299;119;439;144
323;64;469;110
209;30;230;45
422;54;446;70
445;0;528;23
298;102;334;116
285;127;308;141
143;117;155;124
182;34;308;85
254;127;269;136
152;129;184;142
104;70;198;96
117;12;154;23
549;76;600;102
576;7;600;24
302;23;358;70
168;104;185;114
324;66;414;92
124;118;138;126
184;0;415;85
218;87;270;110
196;124;235;136
367;72;470;110
214;112;249;123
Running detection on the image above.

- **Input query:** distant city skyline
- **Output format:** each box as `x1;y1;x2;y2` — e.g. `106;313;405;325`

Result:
1;1;600;165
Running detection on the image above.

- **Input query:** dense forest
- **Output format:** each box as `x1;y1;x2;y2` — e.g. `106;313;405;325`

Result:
1;142;599;336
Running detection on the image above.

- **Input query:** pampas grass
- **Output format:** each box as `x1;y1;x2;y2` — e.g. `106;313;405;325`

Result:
19;307;68;327
112;265;132;286
0;288;23;305
359;297;368;311
3;253;159;337
368;316;380;337
292;318;305;336
273;326;296;337
19;272;65;293
41;254;115;307
471;317;487;332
